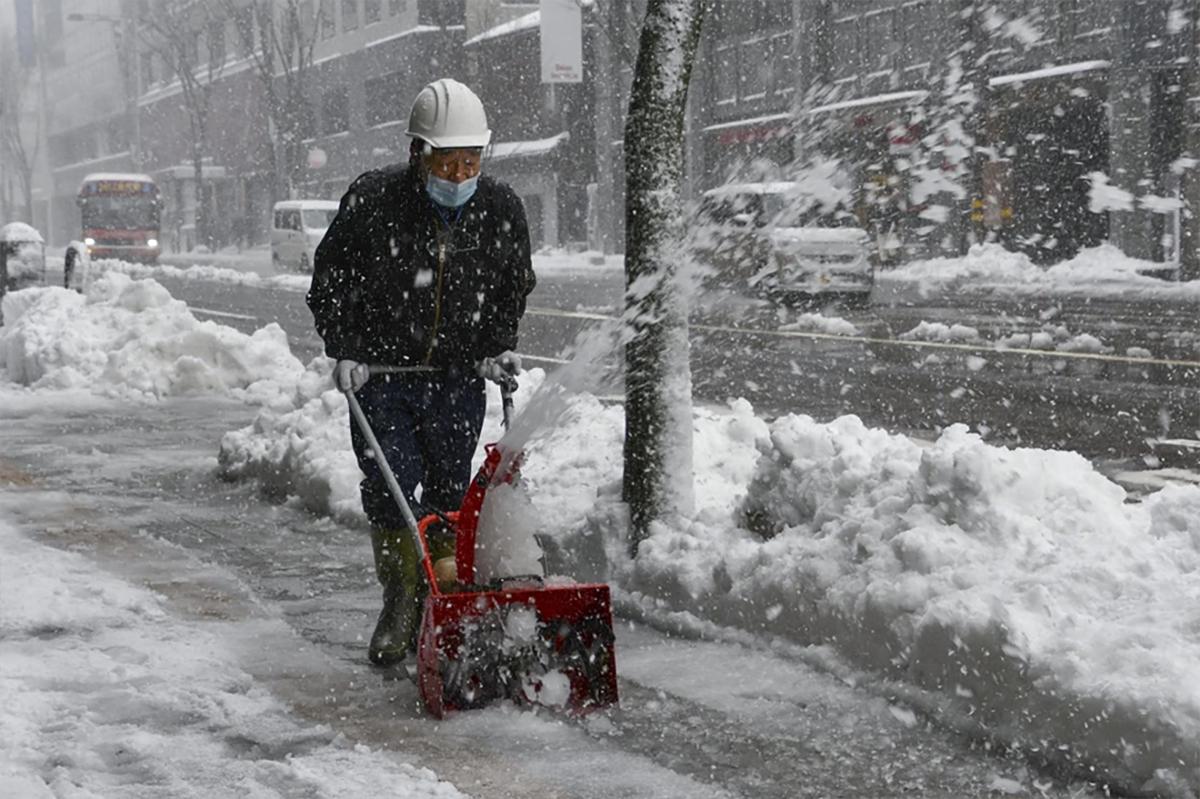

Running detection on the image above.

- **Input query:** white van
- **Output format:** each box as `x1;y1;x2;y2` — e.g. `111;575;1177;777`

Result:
271;200;338;272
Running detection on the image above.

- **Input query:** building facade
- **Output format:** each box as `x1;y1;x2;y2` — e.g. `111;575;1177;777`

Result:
681;0;1200;272
18;0;136;247
131;0;466;252
462;1;596;250
18;0;1198;278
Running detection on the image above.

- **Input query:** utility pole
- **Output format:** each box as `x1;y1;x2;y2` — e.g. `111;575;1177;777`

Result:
591;2;616;254
960;0;988;253
35;27;53;244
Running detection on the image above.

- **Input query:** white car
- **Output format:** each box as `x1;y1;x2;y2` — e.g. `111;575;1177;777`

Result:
271;200;338;272
769;225;873;300
695;182;873;304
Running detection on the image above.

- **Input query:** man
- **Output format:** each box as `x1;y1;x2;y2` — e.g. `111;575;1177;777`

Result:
307;78;536;667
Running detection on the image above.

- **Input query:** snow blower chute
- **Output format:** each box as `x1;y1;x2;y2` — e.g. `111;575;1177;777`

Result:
345;367;618;718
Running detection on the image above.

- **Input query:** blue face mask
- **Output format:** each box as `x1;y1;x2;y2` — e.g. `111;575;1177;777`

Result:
426;174;479;208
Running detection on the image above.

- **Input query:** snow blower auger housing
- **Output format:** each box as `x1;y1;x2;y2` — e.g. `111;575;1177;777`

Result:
345;367;619;718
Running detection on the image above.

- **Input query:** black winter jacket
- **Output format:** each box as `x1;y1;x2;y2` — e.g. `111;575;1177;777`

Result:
307;164;535;369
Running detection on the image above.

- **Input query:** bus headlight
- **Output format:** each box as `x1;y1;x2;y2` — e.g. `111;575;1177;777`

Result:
84;237;95;246
147;238;159;249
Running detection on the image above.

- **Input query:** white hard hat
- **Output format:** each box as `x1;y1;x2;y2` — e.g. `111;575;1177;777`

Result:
405;78;492;150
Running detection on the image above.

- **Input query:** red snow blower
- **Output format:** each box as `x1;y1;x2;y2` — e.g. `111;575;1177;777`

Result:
345;368;619;718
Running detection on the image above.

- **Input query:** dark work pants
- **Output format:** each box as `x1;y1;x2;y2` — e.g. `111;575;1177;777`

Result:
349;371;487;529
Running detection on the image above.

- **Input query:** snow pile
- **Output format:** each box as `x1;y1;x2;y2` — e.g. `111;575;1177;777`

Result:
216;357;364;522
3;241;45;283
94;256;312;293
0;273;303;403
216;360;608;550
899;321;981;342
780;312;859;337
215;362;766;568
881;243;1200;301
606;416;1200;792
0;516;467;798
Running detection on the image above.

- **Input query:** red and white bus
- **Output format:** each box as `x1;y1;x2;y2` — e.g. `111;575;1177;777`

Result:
77;173;161;263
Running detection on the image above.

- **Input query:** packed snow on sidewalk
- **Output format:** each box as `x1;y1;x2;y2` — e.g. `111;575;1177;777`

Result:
4;273;1200;795
879;243;1200;302
0;514;467;799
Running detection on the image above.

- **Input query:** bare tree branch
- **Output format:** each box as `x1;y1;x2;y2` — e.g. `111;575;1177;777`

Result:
133;1;230;247
0;39;40;222
220;0;321;200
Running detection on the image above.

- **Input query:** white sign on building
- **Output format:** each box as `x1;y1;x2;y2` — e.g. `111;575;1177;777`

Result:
540;0;583;83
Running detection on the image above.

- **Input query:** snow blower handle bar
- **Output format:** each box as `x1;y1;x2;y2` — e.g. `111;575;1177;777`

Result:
366;365;439;376
342;386;439;589
499;375;517;431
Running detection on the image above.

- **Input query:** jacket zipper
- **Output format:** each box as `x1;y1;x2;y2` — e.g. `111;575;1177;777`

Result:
423;236;448;365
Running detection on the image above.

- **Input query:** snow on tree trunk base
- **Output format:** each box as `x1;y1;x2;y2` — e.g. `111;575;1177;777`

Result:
554;415;1200;795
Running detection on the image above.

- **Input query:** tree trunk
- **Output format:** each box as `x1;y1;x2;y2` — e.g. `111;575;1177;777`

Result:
622;0;706;555
191;137;206;251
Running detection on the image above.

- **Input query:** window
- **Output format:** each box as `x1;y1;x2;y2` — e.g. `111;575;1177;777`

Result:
322;87;350;134
364;72;406;126
320;0;336;38
738;39;768;99
342;0;359;31
299;97;317;140
207;20;226;66
233;8;255;56
364;0;382;24
715;44;737;104
162;52;177;83
105;117;129;154
302;208;338;229
184;30;200;70
275;209;302;231
140;50;155;87
299;0;315;30
864;9;895;74
769;33;793;95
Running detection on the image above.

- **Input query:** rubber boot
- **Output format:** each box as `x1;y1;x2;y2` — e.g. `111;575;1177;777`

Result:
368;528;422;667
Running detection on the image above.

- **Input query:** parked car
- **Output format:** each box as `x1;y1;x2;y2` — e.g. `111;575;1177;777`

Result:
271;200;338;272
693;182;872;305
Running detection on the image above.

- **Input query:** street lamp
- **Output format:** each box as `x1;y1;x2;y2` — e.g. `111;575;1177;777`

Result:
66;12;142;169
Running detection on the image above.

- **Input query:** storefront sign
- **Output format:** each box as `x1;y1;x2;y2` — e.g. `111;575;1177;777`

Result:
716;126;789;146
540;0;583;83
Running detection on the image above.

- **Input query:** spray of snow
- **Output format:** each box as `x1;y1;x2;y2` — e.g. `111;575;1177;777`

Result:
474;482;545;581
